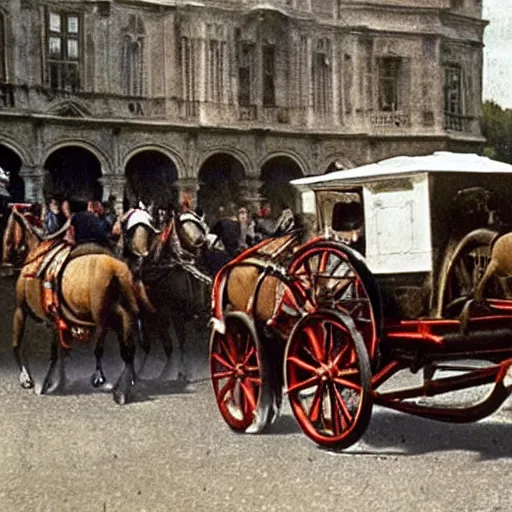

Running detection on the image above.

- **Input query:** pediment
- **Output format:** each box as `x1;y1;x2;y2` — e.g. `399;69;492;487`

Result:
48;100;91;118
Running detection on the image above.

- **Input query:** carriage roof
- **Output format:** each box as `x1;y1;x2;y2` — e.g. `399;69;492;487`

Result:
291;152;512;278
291;152;512;188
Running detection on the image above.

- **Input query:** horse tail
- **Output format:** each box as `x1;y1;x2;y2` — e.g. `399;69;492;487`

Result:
133;278;156;314
2;209;15;265
112;262;141;317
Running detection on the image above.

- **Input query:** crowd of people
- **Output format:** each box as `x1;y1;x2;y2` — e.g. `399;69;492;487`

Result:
4;191;294;262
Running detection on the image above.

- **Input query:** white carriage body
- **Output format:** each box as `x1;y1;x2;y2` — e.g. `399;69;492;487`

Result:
292;152;512;318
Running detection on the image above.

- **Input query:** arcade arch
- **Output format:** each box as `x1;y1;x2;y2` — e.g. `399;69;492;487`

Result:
260;156;303;214
197;153;245;220
323;156;356;174
44;146;103;202
124;149;178;209
0;143;24;201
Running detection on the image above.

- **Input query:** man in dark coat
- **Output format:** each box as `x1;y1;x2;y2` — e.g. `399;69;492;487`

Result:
68;200;111;247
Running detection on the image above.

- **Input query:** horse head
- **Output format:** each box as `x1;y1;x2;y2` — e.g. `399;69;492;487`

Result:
122;208;160;260
176;211;209;256
2;207;42;267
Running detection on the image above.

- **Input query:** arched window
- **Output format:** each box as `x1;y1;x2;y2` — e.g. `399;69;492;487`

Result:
0;12;6;82
121;15;145;97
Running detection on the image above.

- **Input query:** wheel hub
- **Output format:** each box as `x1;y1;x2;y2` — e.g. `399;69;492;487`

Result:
235;363;245;377
317;363;337;381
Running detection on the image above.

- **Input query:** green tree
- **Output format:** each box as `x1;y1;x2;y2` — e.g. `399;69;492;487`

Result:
480;100;512;164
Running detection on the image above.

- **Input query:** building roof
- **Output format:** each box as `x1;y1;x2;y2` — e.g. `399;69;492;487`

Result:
291;152;512;187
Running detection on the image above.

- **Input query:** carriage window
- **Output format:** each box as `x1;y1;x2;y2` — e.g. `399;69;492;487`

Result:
331;192;363;232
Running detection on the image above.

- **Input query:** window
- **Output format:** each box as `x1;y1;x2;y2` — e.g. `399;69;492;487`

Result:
179;36;197;105
343;54;353;114
122;15;145;97
205;24;226;104
379;57;401;111
0;12;5;81
444;66;462;115
46;11;80;91
238;43;254;106
313;38;332;115
262;45;275;107
444;65;464;130
208;40;224;103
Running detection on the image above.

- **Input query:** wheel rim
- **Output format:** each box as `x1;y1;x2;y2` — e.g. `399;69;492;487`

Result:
289;244;377;360
210;316;264;432
442;237;505;316
285;312;371;448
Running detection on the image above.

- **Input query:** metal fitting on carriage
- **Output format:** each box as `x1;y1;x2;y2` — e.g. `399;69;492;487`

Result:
210;317;226;335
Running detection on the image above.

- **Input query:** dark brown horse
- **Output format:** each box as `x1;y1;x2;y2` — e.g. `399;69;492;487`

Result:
132;214;212;381
2;208;150;404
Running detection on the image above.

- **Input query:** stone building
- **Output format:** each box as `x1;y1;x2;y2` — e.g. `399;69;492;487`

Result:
0;0;487;217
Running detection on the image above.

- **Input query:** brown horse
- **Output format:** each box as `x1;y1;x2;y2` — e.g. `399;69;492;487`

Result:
2;208;148;404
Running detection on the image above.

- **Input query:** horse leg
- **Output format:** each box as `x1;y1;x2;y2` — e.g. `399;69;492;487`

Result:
90;327;108;388
12;305;33;389
163;312;190;382
40;330;67;395
157;314;176;381
112;304;136;405
135;313;152;378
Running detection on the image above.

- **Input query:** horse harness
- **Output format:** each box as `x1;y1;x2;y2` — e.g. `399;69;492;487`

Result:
22;241;112;348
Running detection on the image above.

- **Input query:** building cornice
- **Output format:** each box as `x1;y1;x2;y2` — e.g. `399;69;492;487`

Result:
0;110;484;144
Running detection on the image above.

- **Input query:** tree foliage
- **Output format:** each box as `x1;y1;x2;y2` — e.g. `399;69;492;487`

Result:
480;101;512;164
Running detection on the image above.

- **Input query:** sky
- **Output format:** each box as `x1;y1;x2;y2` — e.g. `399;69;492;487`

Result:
483;0;512;108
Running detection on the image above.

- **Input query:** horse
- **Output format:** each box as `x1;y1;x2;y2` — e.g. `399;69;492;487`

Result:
2;208;150;404
122;212;212;381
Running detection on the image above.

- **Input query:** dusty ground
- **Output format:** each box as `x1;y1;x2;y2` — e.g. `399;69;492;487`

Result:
0;273;510;512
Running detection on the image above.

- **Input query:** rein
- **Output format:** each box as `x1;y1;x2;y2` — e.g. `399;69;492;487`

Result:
21;241;61;268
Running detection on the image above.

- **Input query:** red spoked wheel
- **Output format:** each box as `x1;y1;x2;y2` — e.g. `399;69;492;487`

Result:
210;312;274;434
284;310;373;450
288;241;378;362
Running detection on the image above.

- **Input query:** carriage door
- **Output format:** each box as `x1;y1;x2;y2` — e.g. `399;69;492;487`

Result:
363;175;432;274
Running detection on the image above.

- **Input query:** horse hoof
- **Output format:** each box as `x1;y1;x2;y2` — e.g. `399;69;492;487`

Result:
20;378;34;389
91;373;106;388
40;379;63;395
113;390;127;405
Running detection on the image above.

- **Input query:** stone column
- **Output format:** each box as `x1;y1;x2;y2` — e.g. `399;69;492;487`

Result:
19;166;44;203
176;177;199;206
241;177;263;212
100;174;126;214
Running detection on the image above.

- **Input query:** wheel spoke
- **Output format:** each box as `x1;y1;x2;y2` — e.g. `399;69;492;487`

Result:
287;374;320;394
332;342;350;367
219;338;237;366
212;369;235;381
287;356;318;374
319;250;330;273
240;380;257;411
302;325;325;363
454;259;473;294
333;377;361;391
245;365;260;375
332;382;353;426
218;376;236;403
329;383;345;435
211;352;235;371
324;322;334;364
246;376;262;386
308;382;325;423
242;345;256;365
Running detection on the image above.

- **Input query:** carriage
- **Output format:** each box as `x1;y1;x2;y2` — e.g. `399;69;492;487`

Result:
208;151;512;450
